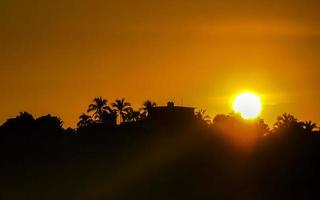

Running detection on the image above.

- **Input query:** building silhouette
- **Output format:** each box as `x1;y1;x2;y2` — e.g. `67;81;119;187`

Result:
148;102;195;125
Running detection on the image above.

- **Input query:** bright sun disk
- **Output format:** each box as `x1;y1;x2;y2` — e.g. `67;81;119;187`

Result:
233;92;262;119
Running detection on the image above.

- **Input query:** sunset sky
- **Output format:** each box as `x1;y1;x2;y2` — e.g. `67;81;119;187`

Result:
1;0;320;127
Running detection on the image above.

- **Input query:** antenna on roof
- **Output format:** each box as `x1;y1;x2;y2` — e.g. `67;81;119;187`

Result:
181;98;183;106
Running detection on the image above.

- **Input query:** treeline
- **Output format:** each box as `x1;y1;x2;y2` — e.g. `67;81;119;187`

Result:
77;97;156;128
0;96;319;137
1;97;320;199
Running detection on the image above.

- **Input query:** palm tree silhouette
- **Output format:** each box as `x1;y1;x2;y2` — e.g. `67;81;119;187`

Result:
124;109;142;122
274;113;298;130
195;109;210;123
112;98;132;123
302;121;317;133
87;97;111;122
141;100;157;116
77;113;93;128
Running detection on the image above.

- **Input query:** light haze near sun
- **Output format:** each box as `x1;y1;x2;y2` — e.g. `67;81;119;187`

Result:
233;92;262;119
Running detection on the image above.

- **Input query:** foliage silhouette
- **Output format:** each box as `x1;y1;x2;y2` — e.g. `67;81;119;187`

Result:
1;112;35;134
141;100;157;117
302;120;317;133
124;108;143;122
112;98;132;123
77;113;94;128
273;113;299;130
87;96;111;122
195;109;210;123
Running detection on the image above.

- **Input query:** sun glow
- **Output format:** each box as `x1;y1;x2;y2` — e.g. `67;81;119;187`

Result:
233;92;262;119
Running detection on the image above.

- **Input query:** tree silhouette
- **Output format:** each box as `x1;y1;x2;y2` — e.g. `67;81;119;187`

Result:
16;112;35;121
36;115;63;128
0;112;36;134
87;97;111;122
256;119;270;136
100;110;117;126
273;113;299;131
124;108;142;122
77;113;93;128
112;98;132;123
141;100;157;116
212;113;242;125
302;121;317;133
195;109;210;123
212;114;231;124
35;115;64;137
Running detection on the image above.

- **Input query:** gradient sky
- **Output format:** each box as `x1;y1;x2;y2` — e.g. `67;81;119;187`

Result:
1;0;320;127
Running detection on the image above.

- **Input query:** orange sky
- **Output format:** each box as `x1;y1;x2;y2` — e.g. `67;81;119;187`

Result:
1;0;320;127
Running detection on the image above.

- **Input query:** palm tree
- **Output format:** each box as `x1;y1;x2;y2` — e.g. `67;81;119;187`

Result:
273;113;299;131
124;109;142;122
141;100;157;116
112;98;132;123
87;96;111;122
77;113;93;128
195;109;210;123
302;121;317;133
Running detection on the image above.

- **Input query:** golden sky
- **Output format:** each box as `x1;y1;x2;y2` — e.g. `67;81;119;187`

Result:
1;0;320;127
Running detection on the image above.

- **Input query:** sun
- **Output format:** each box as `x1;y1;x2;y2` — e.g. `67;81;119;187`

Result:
232;92;262;119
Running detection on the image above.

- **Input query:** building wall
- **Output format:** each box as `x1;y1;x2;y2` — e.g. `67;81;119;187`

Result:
148;106;195;125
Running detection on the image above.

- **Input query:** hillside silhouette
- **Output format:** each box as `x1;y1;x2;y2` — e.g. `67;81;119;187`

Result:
1;97;320;200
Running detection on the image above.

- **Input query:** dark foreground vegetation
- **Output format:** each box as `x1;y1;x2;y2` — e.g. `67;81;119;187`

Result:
1;97;320;200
